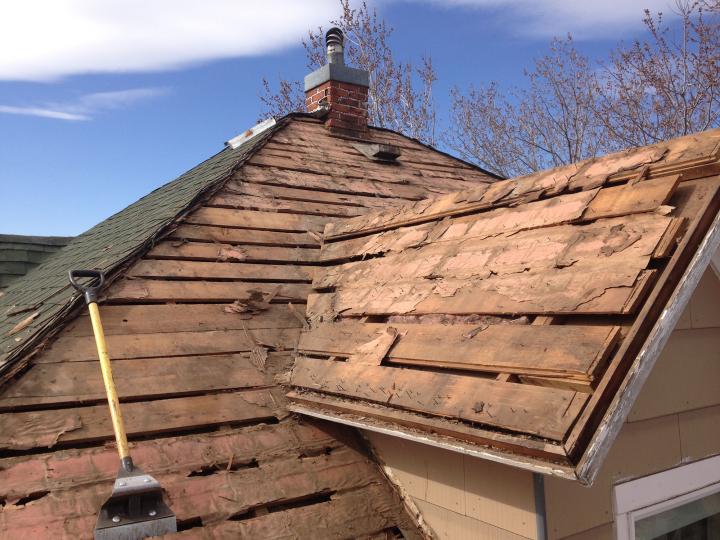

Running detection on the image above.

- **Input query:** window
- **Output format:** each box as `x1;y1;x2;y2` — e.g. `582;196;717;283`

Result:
614;455;720;540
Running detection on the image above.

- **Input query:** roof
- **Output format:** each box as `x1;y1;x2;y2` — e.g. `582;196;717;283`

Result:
0;120;280;383
287;127;720;484
0;234;73;289
0;115;496;538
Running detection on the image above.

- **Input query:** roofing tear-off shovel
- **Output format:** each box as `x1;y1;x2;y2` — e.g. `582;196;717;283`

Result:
69;270;177;540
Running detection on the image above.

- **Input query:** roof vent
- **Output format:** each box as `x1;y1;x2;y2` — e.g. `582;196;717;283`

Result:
326;27;345;65
352;142;402;162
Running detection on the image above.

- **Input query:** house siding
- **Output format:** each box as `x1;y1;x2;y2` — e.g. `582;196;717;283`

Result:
367;431;539;539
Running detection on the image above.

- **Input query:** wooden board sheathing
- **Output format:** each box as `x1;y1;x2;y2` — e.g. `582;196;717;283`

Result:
0;421;342;501
291;357;585;441
36;328;301;363
223;179;399;209
288;391;569;461
128;259;315;282
163;484;416;540
105;279;311;303
0;445;397;538
186;207;332;233
63;304;302;336
255;144;484;185
208;192;366;217
0;353;276;408
263;135;484;174
168;224;321;248
299;323;620;380
263;140;482;182
279;120;494;181
307;268;656;318
318;188;616;263
0;390;282;451
323;174;679;241
147;240;321;267
239;164;435;200
246;153;478;193
315;214;673;290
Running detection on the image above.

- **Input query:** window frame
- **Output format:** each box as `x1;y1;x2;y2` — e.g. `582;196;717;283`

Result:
613;454;720;540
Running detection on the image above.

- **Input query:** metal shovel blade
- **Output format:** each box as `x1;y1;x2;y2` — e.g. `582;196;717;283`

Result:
94;468;176;540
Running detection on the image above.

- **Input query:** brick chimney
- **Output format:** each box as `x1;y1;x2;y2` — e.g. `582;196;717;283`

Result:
304;28;369;138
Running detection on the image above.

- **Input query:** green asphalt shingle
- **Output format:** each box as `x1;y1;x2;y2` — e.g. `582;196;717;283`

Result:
0;117;283;379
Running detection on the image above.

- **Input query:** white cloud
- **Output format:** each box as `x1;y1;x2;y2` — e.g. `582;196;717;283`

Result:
0;0;340;81
412;0;677;38
0;88;168;121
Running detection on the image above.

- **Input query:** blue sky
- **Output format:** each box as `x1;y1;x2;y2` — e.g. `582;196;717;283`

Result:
0;0;677;236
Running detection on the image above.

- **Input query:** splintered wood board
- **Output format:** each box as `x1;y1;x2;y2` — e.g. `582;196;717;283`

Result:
323;174;679;240
0;390;280;451
299;323;619;379
290;357;586;441
307;268;656;317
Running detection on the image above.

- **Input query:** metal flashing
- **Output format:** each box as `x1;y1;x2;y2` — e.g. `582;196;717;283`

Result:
304;63;370;92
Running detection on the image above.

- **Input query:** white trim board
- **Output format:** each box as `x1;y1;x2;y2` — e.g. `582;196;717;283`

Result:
613;454;720;540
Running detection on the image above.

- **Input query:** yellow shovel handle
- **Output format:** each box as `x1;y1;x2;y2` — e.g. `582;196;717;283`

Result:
87;302;131;463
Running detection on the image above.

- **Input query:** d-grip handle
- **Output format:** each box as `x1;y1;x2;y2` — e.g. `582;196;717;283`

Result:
68;269;105;304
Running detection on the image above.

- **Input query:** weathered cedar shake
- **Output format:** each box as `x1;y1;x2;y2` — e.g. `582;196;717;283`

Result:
0;116;494;539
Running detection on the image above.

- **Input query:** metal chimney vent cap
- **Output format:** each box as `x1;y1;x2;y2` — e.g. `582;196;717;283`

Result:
325;27;345;65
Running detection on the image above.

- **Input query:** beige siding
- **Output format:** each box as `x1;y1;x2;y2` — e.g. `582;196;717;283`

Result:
545;267;720;539
367;432;538;539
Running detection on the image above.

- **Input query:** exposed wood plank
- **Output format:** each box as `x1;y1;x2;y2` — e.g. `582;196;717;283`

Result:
290;357;584;440
129;259;314;282
307;268;656;318
224;179;397;208
186;207;332;233
0;390;280;450
38;328;301;363
208;192;365;217
169;224;321;248
256;143;480;184
147;240;320;266
265;135;482;176
299;322;620;379
173;483;418;540
247;152;476;191
319;189;600;262
239;165;431;200
315;214;672;290
580;175;680;221
324;174;679;242
0;354;270;408
288;392;570;465
105;279;311;303
63;304;301;336
0;445;384;538
0;422;341;501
